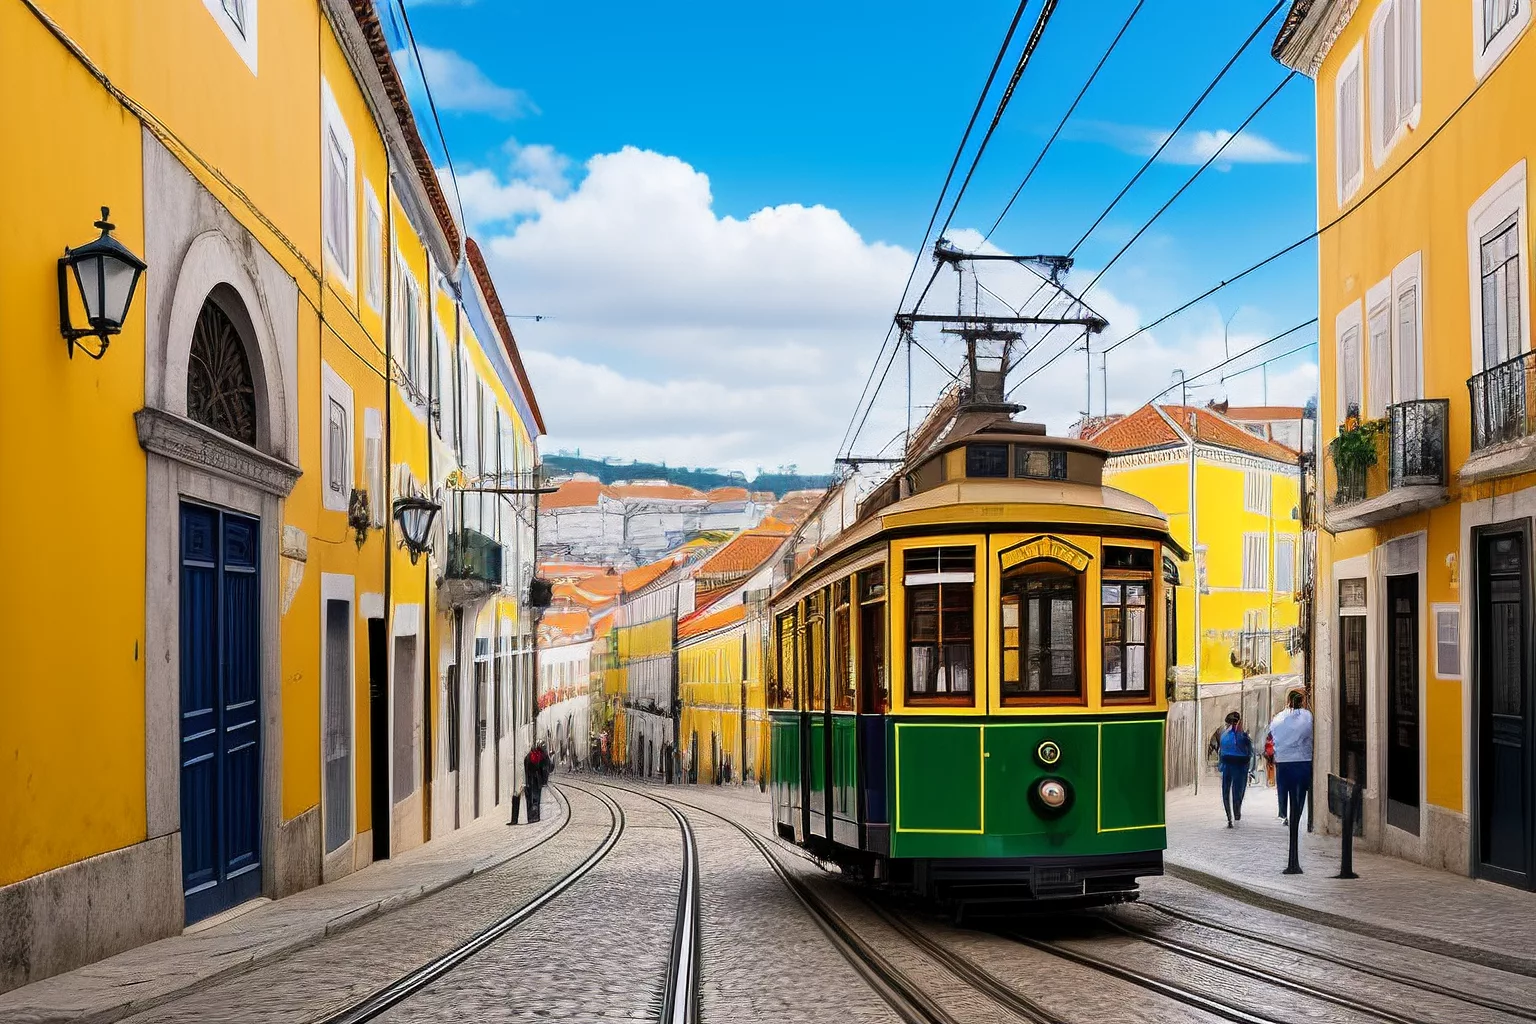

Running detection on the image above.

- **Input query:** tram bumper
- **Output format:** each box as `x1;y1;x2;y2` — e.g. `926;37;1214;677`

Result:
909;850;1163;903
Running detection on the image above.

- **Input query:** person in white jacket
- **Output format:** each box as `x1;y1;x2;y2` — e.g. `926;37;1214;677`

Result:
1267;690;1313;826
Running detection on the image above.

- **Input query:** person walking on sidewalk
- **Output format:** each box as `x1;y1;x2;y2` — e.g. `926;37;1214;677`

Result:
524;744;551;822
1267;691;1314;827
1217;711;1253;828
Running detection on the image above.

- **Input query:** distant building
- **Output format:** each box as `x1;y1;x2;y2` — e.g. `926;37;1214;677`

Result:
538;477;774;565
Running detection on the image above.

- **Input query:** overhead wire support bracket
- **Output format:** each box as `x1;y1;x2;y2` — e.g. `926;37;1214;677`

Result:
932;239;1074;284
896;312;1107;333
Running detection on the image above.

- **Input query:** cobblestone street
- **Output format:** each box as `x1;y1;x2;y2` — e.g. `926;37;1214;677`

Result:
8;777;1531;1024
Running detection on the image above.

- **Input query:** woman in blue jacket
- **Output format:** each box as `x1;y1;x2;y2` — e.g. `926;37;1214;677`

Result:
1217;710;1253;827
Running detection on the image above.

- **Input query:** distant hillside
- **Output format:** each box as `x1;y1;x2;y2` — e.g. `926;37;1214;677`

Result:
541;454;833;498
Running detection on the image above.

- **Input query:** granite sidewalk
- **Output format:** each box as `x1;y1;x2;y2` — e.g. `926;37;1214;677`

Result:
1163;783;1536;975
0;790;569;1024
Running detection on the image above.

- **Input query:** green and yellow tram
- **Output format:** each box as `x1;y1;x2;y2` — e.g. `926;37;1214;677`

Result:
768;410;1185;906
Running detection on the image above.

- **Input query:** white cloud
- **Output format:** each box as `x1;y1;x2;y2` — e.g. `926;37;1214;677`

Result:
1071;121;1308;168
466;146;914;474
409;46;536;119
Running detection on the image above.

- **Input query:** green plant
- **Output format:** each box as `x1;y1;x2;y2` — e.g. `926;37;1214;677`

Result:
1330;416;1388;473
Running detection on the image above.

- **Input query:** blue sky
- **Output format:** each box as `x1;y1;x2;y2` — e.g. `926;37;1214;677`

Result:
398;0;1321;474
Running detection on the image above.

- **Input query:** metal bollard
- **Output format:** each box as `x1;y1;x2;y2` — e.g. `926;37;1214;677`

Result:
1336;783;1360;880
1284;805;1303;874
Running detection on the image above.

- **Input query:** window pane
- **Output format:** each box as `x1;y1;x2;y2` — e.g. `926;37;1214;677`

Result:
910;646;935;693
966;444;1009;478
1126;584;1147;606
1127;647;1147;691
1003;648;1019;683
1104;644;1123;692
1127;606;1146;643
1103;606;1122;643
1102;584;1122;605
944;645;972;694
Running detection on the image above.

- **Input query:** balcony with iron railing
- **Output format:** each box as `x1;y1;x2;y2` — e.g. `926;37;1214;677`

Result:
438;489;506;605
1465;349;1536;482
1323;399;1449;531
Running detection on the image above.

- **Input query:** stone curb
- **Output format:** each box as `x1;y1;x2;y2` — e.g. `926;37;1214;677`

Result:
1164;858;1536;979
38;791;572;1024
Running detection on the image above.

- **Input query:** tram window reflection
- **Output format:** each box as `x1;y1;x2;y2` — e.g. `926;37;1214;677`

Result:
904;546;975;705
805;592;827;712
1102;577;1152;699
859;567;888;714
832;579;855;712
774;610;797;711
1000;568;1081;702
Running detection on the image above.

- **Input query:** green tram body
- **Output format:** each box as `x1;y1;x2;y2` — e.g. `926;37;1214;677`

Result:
766;414;1184;905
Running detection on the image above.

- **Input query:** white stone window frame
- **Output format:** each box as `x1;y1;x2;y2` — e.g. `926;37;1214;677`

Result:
319;572;357;863
392;249;427;416
1392;252;1425;402
1366;274;1395;419
1466;161;1530;374
1241;532;1268;591
321;80;357;297
364;408;384;528
1473;0;1531;81
1432;602;1462;680
1276;534;1297;594
321;361;355;513
203;0;258;74
364;186;384;314
1335;299;1365;422
1335;41;1366;207
1369;0;1422;168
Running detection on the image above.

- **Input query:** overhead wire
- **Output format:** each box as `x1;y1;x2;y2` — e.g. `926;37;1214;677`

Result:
1141;318;1318;406
985;0;1148;241
835;0;1035;459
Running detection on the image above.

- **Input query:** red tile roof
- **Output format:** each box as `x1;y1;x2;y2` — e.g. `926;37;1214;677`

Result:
1091;404;1298;463
678;602;747;641
693;532;785;579
592;612;616;639
543;480;617;509
707;486;750;502
621;556;681;594
1218;405;1308;420
539;610;590;641
753;517;795;536
540;562;610;580
610;482;705;501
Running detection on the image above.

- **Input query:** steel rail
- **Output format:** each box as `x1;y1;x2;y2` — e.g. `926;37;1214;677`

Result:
655;796;703;1024
865;901;1066;1024
313;784;625;1024
1010;932;1297;1024
1098;916;1430;1024
1139;900;1536;1021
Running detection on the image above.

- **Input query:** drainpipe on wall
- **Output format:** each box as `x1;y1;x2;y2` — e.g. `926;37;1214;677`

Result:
1189;413;1202;795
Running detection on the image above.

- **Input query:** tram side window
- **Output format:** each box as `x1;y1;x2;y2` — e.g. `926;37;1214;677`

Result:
904;546;975;704
1001;568;1081;701
1103;579;1152;698
775;610;797;710
859;567;888;713
804;592;827;712
832;579;855;712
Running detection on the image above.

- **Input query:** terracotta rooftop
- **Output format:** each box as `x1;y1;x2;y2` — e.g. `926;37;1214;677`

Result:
1217;405;1308;420
707;486;750;502
693;532;786;580
1089;404;1299;463
753;516;796;536
678;602;747;641
538;610;591;642
610;482;706;501
592;612;615;639
621;555;682;594
543;480;618;509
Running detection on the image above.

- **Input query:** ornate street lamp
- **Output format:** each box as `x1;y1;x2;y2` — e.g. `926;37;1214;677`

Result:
393;495;441;564
58;207;147;360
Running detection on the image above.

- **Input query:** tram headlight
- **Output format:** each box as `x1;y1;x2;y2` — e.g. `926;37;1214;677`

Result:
1030;776;1073;818
1038;779;1068;808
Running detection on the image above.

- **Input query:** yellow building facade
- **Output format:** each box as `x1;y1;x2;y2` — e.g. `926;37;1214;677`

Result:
1088;404;1306;689
0;0;544;990
1276;0;1535;882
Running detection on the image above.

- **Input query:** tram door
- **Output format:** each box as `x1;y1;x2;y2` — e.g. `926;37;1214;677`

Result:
1476;528;1531;887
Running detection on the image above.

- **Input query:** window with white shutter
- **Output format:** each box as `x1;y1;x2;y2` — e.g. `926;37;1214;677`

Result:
1275;535;1296;594
1244;471;1270;514
1370;0;1420;164
1475;0;1530;79
321;82;355;291
1434;604;1461;678
1367;291;1393;418
1242;533;1268;591
364;191;383;312
364;409;384;527
320;362;354;513
1336;44;1364;204
1393;252;1423;402
1338;310;1364;419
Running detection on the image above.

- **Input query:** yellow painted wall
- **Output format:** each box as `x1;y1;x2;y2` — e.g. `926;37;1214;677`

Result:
0;0;150;886
1311;5;1536;814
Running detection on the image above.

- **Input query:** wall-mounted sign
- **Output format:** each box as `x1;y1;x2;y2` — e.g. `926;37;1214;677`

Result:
1001;535;1093;573
1339;577;1367;609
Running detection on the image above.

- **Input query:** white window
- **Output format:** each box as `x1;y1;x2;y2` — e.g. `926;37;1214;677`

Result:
321;361;354;512
1336;43;1365;205
1242;533;1268;591
364;190;383;312
364;408;384;528
1367;277;1394;418
1434;604;1462;678
1370;0;1421;164
203;0;257;73
434;321;455;444
321;81;356;293
1393;253;1424;402
1336;301;1365;420
394;254;424;402
1276;535;1296;593
1474;0;1531;80
1467;162;1529;373
1244;471;1271;514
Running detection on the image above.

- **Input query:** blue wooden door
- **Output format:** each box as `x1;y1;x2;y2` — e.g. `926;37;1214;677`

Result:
180;503;263;924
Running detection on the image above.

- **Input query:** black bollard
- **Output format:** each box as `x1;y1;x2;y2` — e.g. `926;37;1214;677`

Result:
1283;784;1303;874
1336;783;1360;880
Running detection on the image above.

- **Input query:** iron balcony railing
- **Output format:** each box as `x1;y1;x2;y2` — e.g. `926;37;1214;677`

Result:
446;526;502;585
1324;399;1448;511
1469;348;1536;452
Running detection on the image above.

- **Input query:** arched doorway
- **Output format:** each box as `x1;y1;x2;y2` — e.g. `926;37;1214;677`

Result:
178;292;267;924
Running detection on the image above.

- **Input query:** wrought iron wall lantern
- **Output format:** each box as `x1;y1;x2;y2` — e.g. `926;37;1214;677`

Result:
348;489;371;548
393;494;441;564
58;207;146;360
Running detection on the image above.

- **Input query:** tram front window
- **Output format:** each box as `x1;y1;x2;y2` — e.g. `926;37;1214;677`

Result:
904;546;975;705
1000;568;1081;703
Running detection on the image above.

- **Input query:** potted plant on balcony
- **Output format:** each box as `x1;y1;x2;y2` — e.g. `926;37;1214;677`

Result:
1329;410;1387;504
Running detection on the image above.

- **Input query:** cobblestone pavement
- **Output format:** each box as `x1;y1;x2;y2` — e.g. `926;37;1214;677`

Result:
110;786;611;1024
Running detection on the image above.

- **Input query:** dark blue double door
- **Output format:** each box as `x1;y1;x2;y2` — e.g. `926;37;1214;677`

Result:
180;503;263;924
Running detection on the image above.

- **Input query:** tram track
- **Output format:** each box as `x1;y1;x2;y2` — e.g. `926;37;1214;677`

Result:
1137;899;1536;1022
312;783;625;1024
